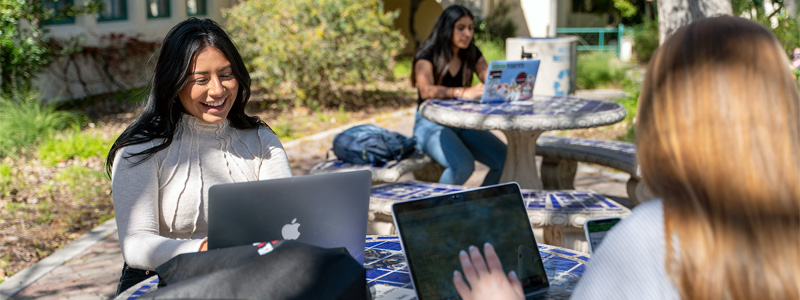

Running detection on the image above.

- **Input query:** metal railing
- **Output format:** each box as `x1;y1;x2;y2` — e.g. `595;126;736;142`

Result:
556;24;624;58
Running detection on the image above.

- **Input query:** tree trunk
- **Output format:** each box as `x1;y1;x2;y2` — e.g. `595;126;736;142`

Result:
787;0;798;17
657;0;733;44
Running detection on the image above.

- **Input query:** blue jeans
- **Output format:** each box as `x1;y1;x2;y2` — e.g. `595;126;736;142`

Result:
414;111;507;185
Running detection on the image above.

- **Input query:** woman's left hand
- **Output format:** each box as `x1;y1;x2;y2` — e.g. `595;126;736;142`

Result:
453;243;524;300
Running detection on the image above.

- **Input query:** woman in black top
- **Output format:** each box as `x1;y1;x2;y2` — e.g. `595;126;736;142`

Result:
412;5;506;185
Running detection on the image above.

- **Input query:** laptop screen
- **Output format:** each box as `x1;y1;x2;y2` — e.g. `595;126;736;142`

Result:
481;59;540;103
393;183;548;299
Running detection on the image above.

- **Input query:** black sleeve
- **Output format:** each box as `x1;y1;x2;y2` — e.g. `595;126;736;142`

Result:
416;48;434;64
475;46;483;61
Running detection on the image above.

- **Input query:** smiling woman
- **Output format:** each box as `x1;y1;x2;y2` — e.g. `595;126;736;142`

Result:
104;18;292;295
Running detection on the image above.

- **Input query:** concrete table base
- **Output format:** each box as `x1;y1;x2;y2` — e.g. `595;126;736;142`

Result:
500;130;544;189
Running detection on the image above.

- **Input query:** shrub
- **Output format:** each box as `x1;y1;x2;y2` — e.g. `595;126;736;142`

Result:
632;21;658;64
576;52;627;90
36;130;113;167
474;1;517;42
0;91;79;157
225;0;405;106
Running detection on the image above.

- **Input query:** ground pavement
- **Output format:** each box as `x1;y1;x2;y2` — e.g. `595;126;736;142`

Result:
2;93;630;299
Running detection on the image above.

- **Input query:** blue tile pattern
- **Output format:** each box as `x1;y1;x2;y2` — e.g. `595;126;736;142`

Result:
371;181;627;214
122;236;588;299
419;97;626;132
365;236;586;299
428;97;622;116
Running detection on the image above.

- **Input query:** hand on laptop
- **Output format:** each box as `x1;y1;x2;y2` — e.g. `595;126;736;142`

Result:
460;83;484;100
453;243;524;300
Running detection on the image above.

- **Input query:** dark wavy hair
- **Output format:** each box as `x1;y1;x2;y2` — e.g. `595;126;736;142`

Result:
412;5;480;87
106;18;263;176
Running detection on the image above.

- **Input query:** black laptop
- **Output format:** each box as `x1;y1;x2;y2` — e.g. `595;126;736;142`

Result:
392;183;549;299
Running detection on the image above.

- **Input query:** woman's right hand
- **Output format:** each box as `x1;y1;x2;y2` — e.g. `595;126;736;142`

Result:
460;83;484;100
453;243;524;300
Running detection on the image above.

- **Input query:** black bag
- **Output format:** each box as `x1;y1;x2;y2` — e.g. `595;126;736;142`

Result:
141;240;369;299
332;125;417;166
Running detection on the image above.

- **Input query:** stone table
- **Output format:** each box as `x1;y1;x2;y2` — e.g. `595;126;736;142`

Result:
419;97;626;189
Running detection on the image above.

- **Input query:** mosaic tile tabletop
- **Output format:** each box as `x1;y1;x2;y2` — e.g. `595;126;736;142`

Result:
365;235;586;299
369;181;630;228
119;236;589;300
419;97;626;131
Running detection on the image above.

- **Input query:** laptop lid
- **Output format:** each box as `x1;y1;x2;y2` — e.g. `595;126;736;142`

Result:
207;170;372;264
479;59;541;103
391;183;549;299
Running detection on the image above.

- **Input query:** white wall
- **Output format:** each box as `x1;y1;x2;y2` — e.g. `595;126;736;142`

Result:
37;0;238;101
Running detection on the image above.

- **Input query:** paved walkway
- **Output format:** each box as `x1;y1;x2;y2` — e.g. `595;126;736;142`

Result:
2;101;631;299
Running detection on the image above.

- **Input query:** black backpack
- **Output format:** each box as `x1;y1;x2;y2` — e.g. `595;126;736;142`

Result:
332;125;417;166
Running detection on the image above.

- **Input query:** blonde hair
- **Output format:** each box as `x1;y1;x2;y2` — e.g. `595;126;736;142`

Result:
638;16;800;299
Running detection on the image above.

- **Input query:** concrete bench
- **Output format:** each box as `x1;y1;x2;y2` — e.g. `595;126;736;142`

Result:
309;151;443;183
536;135;643;205
368;181;631;253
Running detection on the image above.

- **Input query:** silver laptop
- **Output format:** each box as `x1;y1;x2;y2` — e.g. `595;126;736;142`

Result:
392;183;549;299
207;170;372;264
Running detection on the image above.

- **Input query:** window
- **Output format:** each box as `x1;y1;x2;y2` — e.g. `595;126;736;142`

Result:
42;0;75;25
147;0;170;19
186;0;206;16
98;0;127;21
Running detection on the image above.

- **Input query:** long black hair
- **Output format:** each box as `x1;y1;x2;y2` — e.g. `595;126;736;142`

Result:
106;18;262;176
412;5;480;87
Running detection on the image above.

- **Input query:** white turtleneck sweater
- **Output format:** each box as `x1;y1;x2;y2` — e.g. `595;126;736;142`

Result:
111;115;293;270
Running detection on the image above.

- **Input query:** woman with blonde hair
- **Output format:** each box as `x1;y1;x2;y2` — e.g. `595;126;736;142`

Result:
453;15;800;300
570;15;800;299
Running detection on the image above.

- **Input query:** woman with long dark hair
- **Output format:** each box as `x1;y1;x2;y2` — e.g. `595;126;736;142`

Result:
412;5;506;185
106;18;292;294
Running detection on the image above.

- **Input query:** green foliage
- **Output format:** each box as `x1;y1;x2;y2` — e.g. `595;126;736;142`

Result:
0;161;10;188
576;52;627;89
613;74;642;143
393;55;413;79
53;165;107;200
613;0;637;18
36;130;113;166
0;0;103;94
225;0;405;106
632;20;658;64
759;14;800;58
474;1;517;42
0;91;79;157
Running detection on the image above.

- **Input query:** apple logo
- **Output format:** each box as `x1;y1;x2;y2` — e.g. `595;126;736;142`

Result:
281;218;301;240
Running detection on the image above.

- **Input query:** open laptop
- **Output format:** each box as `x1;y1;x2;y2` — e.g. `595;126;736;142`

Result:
207;170;372;264
392;183;550;299
458;59;540;103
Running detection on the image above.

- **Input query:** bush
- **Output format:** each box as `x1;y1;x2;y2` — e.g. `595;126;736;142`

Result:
759;13;800;58
632;20;658;64
225;0;405;106
474;1;517;42
0;91;79;157
576;52;627;89
36;130;113;167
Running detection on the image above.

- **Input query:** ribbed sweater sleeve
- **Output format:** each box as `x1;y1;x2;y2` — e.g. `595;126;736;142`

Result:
112;143;206;270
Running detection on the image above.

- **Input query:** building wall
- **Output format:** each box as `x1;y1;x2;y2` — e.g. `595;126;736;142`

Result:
384;0;444;55
37;0;238;102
